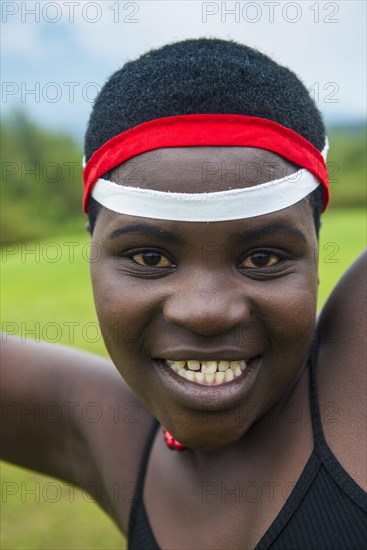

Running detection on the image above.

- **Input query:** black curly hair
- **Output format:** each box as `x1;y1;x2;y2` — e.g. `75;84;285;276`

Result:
84;38;325;233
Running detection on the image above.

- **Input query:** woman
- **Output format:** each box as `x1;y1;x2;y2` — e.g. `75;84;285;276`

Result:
2;39;366;549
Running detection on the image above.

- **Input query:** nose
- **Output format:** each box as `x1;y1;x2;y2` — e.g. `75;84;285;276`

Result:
162;273;250;336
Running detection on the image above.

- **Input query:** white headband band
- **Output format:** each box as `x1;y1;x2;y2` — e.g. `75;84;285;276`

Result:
92;170;318;222
89;138;329;222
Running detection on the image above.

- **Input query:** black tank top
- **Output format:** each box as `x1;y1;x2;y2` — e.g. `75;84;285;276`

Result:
128;338;367;549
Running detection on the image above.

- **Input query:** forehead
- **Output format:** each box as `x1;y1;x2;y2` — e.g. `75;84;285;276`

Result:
109;146;299;193
95;200;316;248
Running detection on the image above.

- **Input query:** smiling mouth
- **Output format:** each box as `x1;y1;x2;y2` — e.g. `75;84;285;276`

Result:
159;359;248;385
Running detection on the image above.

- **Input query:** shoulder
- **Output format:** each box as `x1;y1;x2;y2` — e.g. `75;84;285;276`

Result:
318;249;366;343
68;345;155;531
316;250;366;489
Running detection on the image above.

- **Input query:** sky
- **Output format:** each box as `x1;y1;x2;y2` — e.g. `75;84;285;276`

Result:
1;0;366;143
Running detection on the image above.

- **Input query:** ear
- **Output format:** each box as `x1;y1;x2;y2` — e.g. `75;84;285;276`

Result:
86;220;92;235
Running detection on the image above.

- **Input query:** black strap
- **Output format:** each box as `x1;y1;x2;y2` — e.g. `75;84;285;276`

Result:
128;419;159;539
308;330;325;452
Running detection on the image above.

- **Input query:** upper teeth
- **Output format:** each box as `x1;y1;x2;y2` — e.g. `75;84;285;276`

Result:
166;359;247;385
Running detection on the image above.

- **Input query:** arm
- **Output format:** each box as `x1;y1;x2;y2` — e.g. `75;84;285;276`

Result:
0;336;153;528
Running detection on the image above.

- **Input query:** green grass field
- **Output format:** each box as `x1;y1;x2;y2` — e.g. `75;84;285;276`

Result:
1;209;366;549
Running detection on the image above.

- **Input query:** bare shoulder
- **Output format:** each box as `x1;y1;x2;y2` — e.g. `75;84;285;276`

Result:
316;249;366;489
318;249;366;380
1;336;154;531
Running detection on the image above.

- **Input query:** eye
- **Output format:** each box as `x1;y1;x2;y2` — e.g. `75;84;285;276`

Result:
240;251;280;269
130;251;174;268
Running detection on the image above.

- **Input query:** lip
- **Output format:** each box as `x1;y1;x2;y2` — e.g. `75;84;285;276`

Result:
153;356;262;411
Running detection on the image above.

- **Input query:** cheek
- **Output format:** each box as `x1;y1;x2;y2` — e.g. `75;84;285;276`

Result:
90;261;172;417
250;260;318;365
90;261;157;356
272;285;316;338
246;277;317;417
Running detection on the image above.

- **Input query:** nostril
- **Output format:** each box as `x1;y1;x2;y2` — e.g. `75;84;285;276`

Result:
163;295;250;336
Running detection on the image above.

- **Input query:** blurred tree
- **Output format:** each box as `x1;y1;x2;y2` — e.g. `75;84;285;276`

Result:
1;110;84;243
327;126;366;208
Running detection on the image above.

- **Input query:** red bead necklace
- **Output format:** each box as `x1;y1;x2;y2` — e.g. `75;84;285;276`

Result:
162;427;187;451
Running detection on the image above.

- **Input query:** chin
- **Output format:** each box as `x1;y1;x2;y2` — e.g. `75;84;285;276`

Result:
166;412;251;453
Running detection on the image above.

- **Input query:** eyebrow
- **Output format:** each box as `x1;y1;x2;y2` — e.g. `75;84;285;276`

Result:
109;223;185;243
109;222;306;244
236;223;307;243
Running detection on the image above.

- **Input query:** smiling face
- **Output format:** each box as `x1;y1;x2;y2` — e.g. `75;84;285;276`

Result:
90;147;319;451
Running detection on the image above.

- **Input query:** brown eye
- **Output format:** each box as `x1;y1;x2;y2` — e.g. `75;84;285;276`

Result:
132;252;173;267
241;252;279;268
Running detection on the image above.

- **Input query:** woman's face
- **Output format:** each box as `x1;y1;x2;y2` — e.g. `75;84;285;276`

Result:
90;147;319;451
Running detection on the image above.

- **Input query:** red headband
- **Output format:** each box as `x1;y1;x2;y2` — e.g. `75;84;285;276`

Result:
83;114;329;212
